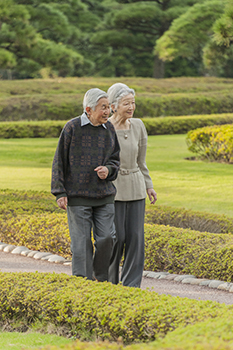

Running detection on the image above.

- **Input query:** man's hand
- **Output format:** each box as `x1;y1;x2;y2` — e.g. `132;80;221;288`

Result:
147;188;157;205
57;196;68;210
94;166;109;180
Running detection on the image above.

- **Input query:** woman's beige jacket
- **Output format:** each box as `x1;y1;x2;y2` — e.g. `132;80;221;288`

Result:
113;118;153;201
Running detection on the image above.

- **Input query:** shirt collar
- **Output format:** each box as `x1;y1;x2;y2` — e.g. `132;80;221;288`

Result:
81;112;107;129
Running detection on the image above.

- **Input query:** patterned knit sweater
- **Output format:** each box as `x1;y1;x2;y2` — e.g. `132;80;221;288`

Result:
51;116;120;206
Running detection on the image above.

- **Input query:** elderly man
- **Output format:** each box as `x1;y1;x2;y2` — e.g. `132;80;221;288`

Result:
51;88;120;282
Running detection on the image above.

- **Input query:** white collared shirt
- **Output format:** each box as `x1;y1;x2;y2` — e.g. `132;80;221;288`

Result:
81;112;107;129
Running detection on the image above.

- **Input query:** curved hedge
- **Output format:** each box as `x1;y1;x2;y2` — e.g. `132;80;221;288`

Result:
186;124;233;163
30;316;233;349
144;224;233;281
145;205;233;234
0;272;229;343
1;113;233;138
2;91;233;122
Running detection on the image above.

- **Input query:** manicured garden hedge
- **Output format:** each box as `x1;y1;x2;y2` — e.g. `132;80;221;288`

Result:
187;124;233;163
2;190;233;280
0;272;230;343
144;224;233;281
145;205;233;233
29;316;233;349
1;113;233;138
1;77;233;98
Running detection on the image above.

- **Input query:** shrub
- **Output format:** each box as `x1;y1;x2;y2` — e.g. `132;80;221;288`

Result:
145;205;233;233
2;113;233;138
30;316;233;349
143;114;233;135
144;224;233;281
0;272;230;343
2;91;233;122
186;124;233;163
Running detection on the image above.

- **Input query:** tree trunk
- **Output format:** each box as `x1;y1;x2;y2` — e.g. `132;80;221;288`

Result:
153;55;165;79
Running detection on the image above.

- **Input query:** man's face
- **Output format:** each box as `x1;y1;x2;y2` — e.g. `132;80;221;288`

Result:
87;98;110;126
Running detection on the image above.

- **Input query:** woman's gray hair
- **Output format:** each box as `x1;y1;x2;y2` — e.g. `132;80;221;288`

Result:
107;83;135;112
83;88;108;112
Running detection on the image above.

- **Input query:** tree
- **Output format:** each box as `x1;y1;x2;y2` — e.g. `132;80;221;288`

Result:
202;1;233;77
155;0;226;76
91;0;203;78
0;0;85;78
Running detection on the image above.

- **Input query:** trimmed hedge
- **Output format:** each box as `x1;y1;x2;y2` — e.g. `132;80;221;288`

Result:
145;205;233;234
144;224;233;281
29;317;233;349
2;91;233;122
1;113;233;138
0;272;230;343
143;113;233;135
1;77;233;98
187;124;233;163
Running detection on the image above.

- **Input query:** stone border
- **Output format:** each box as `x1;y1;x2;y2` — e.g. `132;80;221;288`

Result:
1;242;233;293
0;242;71;266
143;271;233;293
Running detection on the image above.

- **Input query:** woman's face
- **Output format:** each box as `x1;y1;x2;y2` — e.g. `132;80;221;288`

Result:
116;93;135;120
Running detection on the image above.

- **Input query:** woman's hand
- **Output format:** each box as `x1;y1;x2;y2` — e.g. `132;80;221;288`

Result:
147;188;157;204
94;166;109;179
57;196;68;210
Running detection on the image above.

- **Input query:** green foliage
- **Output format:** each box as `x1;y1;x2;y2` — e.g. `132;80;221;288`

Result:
187;124;233;163
0;272;230;343
3;88;233;122
143;113;233;135
155;0;224;62
2;189;233;277
144;223;233;281
0;0;84;78
145;205;233;234
2;113;233;138
17;316;233;349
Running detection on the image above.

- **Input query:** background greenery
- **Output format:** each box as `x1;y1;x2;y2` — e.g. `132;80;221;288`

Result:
1;0;233;79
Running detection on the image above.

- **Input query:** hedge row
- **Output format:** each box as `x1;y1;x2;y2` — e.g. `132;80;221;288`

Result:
144;224;233;281
2;76;233;98
187;124;233;163
2;202;233;280
145;205;233;234
1;113;233;138
2;90;233;122
30;316;233;350
0;272;230;343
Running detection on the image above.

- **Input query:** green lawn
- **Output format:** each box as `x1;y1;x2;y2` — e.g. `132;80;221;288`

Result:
0;332;71;350
1;135;233;217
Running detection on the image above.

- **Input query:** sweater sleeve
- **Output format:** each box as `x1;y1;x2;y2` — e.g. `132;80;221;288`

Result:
137;120;154;189
105;130;120;181
51;126;71;199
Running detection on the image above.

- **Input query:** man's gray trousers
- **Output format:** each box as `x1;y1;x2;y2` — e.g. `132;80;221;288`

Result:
67;204;115;281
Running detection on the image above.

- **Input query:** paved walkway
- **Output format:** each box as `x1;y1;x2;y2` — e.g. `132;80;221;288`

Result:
0;244;233;305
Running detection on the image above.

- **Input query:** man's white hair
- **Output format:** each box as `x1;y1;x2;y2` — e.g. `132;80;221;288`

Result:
83;88;108;112
107;83;135;111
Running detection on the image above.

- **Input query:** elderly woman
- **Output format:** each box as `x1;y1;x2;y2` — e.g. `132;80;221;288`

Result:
51;88;120;282
108;83;157;288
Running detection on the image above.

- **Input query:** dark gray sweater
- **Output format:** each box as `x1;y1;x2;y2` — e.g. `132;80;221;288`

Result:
51;115;120;206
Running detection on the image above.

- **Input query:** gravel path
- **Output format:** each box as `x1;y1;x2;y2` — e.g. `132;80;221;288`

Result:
0;248;233;305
